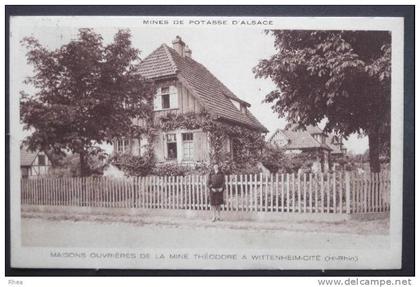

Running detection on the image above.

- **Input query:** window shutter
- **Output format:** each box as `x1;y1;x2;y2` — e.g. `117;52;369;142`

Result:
169;85;178;108
194;131;210;162
131;139;140;156
193;132;202;161
153;134;165;162
154;88;161;110
140;136;149;156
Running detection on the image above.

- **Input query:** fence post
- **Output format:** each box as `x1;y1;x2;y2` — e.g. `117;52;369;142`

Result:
345;172;351;214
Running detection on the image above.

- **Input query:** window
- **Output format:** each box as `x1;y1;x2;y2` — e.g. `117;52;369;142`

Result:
182;133;193;141
182;133;194;161
162;94;170;109
161;87;170;94
161;87;170;109
166;133;177;160
38;154;46;166
240;105;247;114
167;133;176;142
116;138;130;153
154;86;178;110
230;99;240;110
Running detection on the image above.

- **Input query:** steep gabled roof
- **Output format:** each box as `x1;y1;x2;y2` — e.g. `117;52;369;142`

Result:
305;125;324;135
326;134;344;155
269;125;332;151
282;129;328;150
138;44;267;132
21;147;38;166
138;44;178;79
21;146;52;166
288;123;323;135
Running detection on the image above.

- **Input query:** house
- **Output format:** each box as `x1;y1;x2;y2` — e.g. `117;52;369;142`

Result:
268;124;346;172
113;36;267;166
20;146;51;178
327;134;347;157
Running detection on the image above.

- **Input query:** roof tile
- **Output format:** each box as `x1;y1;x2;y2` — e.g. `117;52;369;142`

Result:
20;147;38;166
282;129;326;150
138;43;267;132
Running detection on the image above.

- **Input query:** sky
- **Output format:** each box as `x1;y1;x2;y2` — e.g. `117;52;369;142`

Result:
10;16;369;154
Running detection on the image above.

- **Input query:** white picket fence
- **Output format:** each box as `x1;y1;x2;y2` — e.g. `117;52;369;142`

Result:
21;171;390;214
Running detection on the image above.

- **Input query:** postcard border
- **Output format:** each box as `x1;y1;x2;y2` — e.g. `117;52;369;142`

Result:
5;4;415;277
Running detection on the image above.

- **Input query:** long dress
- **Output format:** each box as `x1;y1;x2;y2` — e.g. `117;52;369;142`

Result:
207;172;225;206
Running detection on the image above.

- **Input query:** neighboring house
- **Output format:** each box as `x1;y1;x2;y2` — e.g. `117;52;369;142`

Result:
113;36;267;165
327;134;347;157
268;124;346;172
20;146;51;178
326;134;348;171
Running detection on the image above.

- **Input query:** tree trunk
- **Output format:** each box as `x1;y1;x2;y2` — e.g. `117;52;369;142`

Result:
79;151;88;177
368;127;381;173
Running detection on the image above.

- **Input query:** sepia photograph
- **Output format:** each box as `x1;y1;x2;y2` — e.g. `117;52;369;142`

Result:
8;13;406;271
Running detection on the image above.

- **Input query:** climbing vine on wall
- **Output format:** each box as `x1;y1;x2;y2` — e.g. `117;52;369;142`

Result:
109;115;157;177
111;110;265;175
156;111;265;173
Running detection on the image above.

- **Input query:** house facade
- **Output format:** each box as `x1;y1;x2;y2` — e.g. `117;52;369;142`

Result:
269;124;346;172
20;146;51;178
113;36;267;166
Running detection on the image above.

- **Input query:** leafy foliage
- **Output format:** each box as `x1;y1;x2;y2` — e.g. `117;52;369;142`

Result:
110;149;155;177
261;145;287;173
150;162;211;177
254;30;391;172
157;111;266;172
282;153;317;173
117;111;266;176
20;28;155;176
49;148;109;177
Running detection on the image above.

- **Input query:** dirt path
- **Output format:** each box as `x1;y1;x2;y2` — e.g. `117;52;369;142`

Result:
21;215;390;249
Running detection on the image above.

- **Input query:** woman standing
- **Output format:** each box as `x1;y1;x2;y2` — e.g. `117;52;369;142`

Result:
207;164;225;222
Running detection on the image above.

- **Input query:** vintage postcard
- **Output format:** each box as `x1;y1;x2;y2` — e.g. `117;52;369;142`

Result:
9;14;404;270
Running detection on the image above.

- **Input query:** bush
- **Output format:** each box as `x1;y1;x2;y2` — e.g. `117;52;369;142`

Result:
261;145;318;174
151;162;211;177
48;152;109;177
110;151;155;177
49;153;80;177
151;163;190;176
261;146;287;173
283;153;315;173
213;157;261;175
187;162;211;175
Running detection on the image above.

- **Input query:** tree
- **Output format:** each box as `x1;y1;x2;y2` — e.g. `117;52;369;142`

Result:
254;31;391;172
20;29;155;176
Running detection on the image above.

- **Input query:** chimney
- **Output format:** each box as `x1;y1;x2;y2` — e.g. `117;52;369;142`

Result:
184;45;192;58
172;35;185;57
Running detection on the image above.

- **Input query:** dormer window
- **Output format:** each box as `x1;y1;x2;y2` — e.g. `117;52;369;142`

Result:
230;99;240;110
154;86;178;110
230;98;248;114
